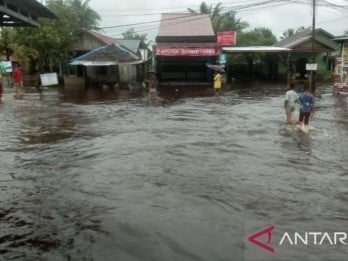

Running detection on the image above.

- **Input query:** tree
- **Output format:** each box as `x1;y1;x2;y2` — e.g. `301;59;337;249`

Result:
0;28;15;61
280;28;295;40
280;26;311;40
239;27;277;46
188;2;249;33
233;28;278;80
122;28;150;49
69;0;100;32
0;0;101;74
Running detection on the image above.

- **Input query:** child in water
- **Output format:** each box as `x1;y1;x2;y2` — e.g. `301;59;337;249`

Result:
146;70;157;101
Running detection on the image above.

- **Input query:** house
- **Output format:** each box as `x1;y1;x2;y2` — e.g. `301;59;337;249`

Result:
155;13;220;87
274;28;339;81
67;31;150;90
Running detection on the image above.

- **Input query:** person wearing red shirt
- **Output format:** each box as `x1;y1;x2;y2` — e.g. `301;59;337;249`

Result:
13;64;23;98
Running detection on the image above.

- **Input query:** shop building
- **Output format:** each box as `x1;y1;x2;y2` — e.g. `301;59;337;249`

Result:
155;13;221;88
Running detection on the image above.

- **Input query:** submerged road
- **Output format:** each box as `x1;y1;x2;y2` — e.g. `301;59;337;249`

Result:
0;83;347;260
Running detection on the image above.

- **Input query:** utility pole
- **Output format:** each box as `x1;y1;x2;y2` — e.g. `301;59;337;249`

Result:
311;0;316;94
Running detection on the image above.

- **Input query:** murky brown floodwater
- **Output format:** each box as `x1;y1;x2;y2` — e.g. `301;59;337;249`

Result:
0;83;347;261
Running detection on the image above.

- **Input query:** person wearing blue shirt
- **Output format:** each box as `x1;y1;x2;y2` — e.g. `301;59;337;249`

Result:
298;88;315;132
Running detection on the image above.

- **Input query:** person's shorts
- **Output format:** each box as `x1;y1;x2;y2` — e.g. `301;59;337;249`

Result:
149;88;156;97
299;111;311;124
285;105;295;113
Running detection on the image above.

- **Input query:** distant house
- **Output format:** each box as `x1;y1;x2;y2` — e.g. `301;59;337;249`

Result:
274;29;339;80
155;13;220;87
68;31;151;90
75;31;118;53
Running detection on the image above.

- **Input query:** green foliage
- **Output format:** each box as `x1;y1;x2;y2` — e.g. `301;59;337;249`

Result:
122;28;151;49
68;0;101;31
0;0;100;73
238;27;277;46
280;26;311;40
188;1;249;33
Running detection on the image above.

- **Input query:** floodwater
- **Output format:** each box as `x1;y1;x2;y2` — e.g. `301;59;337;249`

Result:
0;82;347;261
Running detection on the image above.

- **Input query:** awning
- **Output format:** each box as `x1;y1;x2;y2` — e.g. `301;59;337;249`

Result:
223;46;292;53
333;36;348;42
156;42;221;56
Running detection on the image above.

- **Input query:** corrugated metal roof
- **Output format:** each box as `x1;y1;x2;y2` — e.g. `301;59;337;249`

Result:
333;36;348;41
274;31;311;48
117;39;141;54
157;13;215;37
88;31;118;45
0;0;57;27
70;43;142;66
274;28;336;49
223;46;292;53
86;32;141;53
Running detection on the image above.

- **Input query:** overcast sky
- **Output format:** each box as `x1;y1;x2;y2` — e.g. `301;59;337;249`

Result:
88;0;348;41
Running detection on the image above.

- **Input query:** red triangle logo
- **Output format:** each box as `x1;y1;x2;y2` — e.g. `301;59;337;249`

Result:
248;225;275;253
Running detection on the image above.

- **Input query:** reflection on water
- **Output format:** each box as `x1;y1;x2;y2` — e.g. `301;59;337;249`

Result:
0;83;347;260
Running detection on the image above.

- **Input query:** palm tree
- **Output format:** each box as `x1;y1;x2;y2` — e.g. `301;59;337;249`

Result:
280;26;311;40
122;28;151;50
67;0;101;32
188;2;249;33
295;26;310;33
280;29;295;40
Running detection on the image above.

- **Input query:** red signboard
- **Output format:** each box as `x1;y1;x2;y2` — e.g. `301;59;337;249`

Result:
156;47;221;56
217;31;236;46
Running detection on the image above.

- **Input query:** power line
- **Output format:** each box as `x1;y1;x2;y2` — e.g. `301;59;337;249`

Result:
97;13;199;30
97;0;348;38
97;0;291;30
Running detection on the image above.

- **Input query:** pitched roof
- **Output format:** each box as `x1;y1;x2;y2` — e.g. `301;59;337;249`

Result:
274;28;336;50
157;13;215;38
117;39;141;54
70;43;142;66
84;31;141;53
88;31;118;45
333;35;348;41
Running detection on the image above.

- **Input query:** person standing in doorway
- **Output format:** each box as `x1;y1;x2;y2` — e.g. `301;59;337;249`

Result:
213;70;222;96
298;88;315;132
13;64;23;98
284;83;298;124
